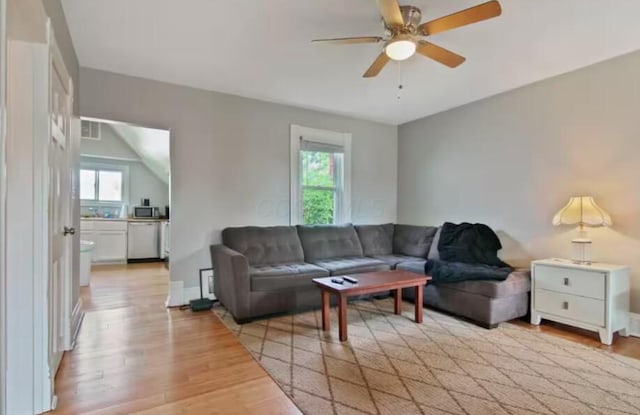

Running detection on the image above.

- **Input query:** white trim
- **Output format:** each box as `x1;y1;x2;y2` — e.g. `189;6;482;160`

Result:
289;124;352;225
80;115;169;132
165;281;203;307
6;38;41;415
69;299;84;349
0;0;7;413
628;313;640;337
81;153;141;163
166;280;185;307
33;34;51;413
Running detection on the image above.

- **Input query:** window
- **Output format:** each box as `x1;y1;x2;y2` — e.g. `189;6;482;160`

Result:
80;168;124;202
291;125;351;225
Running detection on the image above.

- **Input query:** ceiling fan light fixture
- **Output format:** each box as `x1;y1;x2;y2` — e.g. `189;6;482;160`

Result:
385;37;416;61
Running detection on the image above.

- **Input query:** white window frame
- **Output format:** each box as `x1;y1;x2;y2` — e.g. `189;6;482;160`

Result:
79;161;129;207
290;124;351;225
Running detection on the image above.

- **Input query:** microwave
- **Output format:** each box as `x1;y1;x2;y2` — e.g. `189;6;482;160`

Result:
133;206;160;218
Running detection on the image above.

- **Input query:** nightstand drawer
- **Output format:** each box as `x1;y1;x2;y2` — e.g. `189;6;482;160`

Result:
535;289;605;326
534;265;605;300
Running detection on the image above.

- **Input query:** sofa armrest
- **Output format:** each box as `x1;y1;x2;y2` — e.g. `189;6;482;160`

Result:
210;244;251;320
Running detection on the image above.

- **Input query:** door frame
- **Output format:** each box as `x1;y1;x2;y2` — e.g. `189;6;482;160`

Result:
5;17;75;412
0;0;7;413
36;22;75;408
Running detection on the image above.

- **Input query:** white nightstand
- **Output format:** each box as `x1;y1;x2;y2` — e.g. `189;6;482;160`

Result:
531;258;630;345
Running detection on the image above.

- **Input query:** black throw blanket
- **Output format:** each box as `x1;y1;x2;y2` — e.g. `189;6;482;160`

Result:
426;222;512;283
438;222;510;267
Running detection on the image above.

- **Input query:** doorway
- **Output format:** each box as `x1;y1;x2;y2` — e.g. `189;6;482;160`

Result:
77;118;170;284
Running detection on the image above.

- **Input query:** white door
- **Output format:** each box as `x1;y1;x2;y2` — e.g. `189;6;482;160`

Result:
48;51;72;377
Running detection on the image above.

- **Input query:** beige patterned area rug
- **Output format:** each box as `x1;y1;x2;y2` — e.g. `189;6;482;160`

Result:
214;298;640;415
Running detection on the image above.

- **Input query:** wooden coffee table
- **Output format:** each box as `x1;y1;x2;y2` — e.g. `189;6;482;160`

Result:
312;270;431;342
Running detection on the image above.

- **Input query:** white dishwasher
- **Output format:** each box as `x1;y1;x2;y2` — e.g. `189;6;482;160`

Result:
127;221;160;260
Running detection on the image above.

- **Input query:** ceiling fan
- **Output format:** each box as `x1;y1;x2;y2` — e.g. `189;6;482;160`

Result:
312;0;502;78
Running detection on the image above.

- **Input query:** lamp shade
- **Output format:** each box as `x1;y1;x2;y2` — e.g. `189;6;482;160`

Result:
552;196;612;227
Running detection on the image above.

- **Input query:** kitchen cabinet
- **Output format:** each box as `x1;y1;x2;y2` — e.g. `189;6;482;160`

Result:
80;220;128;263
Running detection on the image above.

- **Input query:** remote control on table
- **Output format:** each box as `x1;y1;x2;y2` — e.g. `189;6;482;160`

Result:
343;276;358;284
331;278;344;284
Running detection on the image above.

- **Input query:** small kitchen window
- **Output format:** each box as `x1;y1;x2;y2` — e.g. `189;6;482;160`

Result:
80;162;130;208
80;168;123;202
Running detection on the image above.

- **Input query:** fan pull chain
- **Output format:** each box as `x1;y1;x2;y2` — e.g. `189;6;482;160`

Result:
397;62;404;100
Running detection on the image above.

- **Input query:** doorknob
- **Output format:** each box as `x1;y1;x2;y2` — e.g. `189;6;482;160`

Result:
63;226;76;236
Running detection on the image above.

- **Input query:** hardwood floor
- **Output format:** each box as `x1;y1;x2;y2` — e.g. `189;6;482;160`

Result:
51;263;301;415
511;318;640;360
51;263;640;414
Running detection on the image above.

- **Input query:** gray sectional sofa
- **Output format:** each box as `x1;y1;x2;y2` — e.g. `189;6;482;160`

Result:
210;223;530;327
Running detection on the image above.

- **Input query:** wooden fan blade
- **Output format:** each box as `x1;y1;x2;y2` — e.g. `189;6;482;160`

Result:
416;41;465;68
377;0;404;28
312;36;383;45
418;1;502;36
363;53;390;78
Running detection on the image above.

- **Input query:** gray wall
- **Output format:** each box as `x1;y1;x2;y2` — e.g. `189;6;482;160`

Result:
398;50;640;311
80;124;170;213
79;68;398;290
81;123;138;159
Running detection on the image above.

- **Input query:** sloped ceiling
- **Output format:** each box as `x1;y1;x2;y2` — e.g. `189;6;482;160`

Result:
110;123;170;184
62;0;640;124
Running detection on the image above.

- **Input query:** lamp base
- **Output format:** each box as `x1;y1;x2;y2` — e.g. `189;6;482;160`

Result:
571;238;592;265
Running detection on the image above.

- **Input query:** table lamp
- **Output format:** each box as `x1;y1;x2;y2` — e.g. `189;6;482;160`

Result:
552;196;612;264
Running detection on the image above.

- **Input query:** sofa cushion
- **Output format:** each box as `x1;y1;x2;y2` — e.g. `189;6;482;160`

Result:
439;269;531;298
355;224;394;256
372;254;425;269
222;226;304;266
393;225;438;258
396;260;427;275
297;224;364;261
310;257;390;276
427;227;442;260
250;263;329;291
396;264;530;298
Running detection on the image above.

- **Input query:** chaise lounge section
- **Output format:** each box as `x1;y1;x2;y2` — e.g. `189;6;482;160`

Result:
211;223;530;327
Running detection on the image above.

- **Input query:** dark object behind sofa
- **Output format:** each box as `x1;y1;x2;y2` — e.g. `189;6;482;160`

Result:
428;222;512;283
438;222;510;267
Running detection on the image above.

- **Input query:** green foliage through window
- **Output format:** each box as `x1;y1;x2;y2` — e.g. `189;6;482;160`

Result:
301;150;340;225
303;188;334;225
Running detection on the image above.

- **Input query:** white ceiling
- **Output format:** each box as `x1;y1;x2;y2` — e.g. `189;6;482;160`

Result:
62;0;640;125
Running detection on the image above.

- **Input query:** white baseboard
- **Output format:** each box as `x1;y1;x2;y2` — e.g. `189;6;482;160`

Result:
166;279;210;307
628;313;640;337
166;280;184;307
69;299;84;350
165;281;205;307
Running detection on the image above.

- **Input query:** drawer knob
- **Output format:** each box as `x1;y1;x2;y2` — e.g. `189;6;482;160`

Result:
562;301;569;310
563;277;570;286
